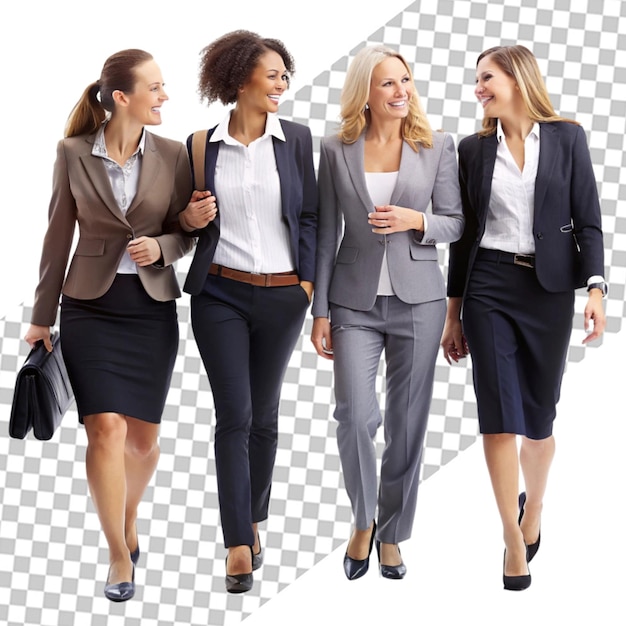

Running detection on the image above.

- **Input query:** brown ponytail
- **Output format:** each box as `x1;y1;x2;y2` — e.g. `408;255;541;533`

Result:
65;82;105;138
64;49;154;138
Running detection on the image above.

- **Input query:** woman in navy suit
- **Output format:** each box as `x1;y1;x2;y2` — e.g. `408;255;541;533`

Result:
178;30;317;594
441;45;606;591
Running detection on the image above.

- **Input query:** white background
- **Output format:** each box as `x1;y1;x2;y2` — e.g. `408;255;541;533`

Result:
0;0;411;314
0;1;623;624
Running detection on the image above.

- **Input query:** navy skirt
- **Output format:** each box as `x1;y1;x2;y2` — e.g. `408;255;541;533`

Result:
60;274;178;424
462;250;575;440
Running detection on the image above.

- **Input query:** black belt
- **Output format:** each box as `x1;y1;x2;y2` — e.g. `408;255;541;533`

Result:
476;248;535;268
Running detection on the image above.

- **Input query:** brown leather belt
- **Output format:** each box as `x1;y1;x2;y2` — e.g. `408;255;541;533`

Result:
209;263;300;287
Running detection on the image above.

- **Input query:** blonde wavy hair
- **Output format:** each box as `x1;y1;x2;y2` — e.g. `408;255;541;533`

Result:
476;45;578;137
338;45;432;150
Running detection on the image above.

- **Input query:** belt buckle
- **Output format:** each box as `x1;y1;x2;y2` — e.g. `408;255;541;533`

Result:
513;254;534;268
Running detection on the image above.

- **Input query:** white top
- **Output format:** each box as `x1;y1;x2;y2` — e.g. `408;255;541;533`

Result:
365;171;398;296
92;123;146;274
209;112;294;274
480;120;540;255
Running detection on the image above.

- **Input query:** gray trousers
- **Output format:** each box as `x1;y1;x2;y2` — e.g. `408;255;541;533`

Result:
331;296;445;544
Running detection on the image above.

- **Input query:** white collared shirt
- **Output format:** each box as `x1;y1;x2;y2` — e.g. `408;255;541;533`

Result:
92;123;146;274
210;112;294;274
481;120;540;254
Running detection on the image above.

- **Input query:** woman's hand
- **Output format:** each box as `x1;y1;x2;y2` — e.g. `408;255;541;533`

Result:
368;205;424;234
24;324;52;352
582;290;606;344
300;280;314;303
180;190;218;231
441;297;468;364
127;236;162;266
441;318;469;364
311;317;333;360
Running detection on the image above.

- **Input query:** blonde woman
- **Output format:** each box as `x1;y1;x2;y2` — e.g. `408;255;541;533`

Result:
311;45;464;580
441;45;606;590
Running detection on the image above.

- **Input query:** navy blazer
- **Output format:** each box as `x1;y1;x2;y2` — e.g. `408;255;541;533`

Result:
447;122;604;297
183;119;318;295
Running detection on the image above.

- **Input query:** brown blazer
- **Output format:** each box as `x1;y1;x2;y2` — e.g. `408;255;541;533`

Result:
31;130;193;327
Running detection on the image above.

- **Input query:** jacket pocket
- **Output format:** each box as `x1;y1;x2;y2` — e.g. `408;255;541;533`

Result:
409;240;437;260
74;238;105;256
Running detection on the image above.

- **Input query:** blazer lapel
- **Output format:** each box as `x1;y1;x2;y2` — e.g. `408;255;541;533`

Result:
390;140;416;206
533;123;558;220
205;136;220;228
272;133;290;219
342;135;374;212
78;136;126;222
127;132;160;215
480;134;498;221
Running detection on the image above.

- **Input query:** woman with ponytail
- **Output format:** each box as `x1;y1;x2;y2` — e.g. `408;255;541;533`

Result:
24;49;205;602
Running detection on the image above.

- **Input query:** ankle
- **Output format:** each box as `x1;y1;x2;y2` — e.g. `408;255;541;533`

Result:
347;524;374;559
227;545;252;572
379;543;401;566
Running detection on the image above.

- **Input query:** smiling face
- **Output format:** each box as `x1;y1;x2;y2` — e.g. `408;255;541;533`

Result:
122;59;168;126
238;50;288;114
367;56;413;122
474;54;523;119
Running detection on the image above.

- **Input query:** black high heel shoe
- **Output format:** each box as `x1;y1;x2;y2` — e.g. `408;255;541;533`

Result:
252;532;263;571
502;549;531;591
104;563;136;602
343;521;376;580
225;547;254;593
375;540;407;579
518;492;541;562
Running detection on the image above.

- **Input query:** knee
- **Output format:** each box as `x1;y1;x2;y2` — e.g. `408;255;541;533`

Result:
125;432;159;459
483;432;516;444
335;406;381;439
522;435;554;454
85;413;127;449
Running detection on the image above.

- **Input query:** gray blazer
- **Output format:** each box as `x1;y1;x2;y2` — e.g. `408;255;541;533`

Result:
311;131;464;318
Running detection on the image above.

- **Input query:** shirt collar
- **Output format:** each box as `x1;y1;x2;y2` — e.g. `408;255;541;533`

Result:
210;111;286;145
496;119;540;143
92;121;146;157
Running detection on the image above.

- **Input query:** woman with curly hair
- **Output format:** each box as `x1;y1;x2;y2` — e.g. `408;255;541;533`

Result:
178;30;317;593
311;45;464;580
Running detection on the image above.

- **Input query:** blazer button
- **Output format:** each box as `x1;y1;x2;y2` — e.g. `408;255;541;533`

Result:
536;232;544;240
127;234;133;239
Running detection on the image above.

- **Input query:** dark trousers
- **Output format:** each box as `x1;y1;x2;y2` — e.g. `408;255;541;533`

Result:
191;274;309;547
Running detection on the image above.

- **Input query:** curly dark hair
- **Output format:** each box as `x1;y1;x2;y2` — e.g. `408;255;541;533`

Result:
198;30;295;105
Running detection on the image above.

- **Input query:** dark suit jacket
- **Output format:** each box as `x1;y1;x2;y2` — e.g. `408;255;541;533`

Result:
447;122;605;298
32;131;194;327
183;119;318;295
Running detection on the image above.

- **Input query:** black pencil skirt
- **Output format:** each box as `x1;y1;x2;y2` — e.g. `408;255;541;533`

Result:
462;250;575;440
60;274;178;424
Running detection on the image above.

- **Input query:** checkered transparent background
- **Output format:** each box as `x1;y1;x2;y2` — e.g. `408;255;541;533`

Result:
1;1;625;624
